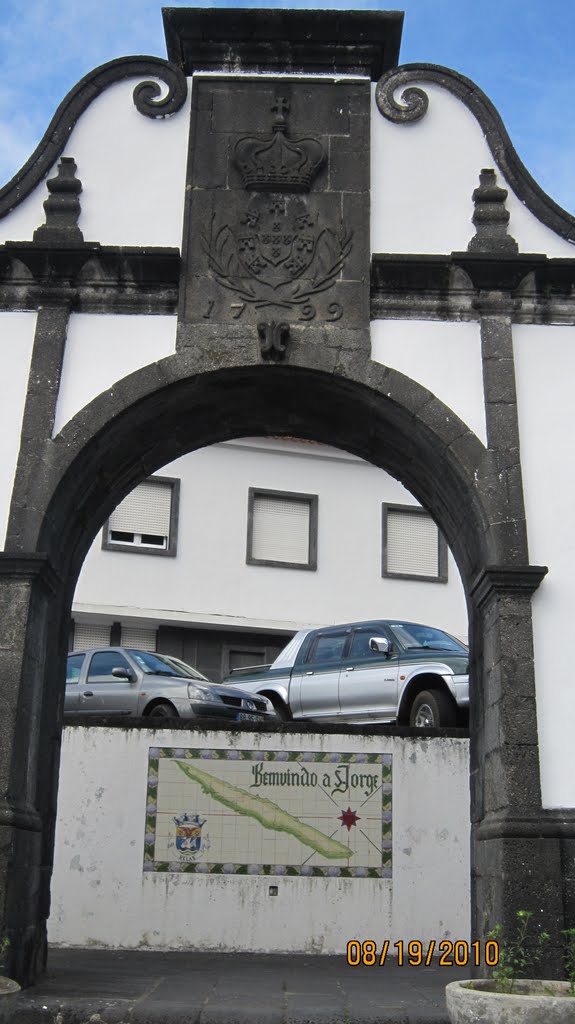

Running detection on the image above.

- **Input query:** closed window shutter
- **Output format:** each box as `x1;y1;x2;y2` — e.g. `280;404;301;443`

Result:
73;623;111;649
109;482;171;537
121;626;157;651
387;509;439;577
252;496;310;564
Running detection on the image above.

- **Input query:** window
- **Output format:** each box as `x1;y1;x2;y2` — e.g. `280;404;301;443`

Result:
66;654;85;683
73;622;111;649
382;504;447;582
308;633;348;663
87;651;132;683
102;477;180;557
246;488;318;570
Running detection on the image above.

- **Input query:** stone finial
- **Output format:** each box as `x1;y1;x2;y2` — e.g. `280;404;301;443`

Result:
33;157;84;245
467;168;518;254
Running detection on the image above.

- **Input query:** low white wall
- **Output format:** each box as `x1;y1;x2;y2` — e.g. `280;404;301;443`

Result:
49;726;470;953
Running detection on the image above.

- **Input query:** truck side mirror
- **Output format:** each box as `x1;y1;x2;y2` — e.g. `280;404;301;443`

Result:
369;637;390;655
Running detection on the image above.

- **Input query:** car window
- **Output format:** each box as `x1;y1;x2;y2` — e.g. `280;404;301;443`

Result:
349;631;381;659
66;654;85;684
87;651;132;683
126;650;181;676
309;634;348;663
388;622;466;652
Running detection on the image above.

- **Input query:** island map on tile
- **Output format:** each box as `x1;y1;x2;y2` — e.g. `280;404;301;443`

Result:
143;748;392;877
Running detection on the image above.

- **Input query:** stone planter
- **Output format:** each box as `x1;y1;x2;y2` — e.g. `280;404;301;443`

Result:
0;977;20;995
446;979;575;1023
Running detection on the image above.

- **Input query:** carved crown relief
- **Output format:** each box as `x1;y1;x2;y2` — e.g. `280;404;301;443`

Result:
203;97;352;313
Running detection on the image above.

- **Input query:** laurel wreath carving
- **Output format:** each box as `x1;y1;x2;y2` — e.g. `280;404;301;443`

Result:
204;219;353;309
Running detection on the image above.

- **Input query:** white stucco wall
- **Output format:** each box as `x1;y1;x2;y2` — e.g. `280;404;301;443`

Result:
514;324;575;808
371;320;487;446
72;438;469;640
49;725;470;952
0;311;36;549
371;82;575;258
53;313;177;436
0;78;191;249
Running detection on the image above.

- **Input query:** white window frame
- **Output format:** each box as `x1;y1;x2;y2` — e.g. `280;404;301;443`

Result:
382;503;447;583
246;488;318;571
102;476;180;558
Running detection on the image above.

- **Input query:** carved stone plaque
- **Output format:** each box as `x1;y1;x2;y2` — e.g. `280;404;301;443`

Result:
178;78;370;336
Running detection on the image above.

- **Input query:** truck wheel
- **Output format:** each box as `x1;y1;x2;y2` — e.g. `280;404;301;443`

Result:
409;689;456;729
269;698;292;722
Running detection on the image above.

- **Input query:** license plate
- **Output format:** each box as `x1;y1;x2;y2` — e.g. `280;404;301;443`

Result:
236;712;261;722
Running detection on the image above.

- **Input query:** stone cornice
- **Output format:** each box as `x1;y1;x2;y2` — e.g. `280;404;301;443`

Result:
370;253;575;324
163;7;403;80
470;565;548;610
0;552;62;594
0;245;180;314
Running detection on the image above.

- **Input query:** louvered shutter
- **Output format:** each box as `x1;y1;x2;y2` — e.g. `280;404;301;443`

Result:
252;496;310;564
73;622;111;649
109;482;171;538
121;626;157;651
387;509;439;577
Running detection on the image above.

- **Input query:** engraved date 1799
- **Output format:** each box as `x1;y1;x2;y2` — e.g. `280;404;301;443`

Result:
202;300;343;322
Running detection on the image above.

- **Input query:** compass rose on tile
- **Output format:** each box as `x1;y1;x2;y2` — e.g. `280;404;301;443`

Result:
338;807;360;831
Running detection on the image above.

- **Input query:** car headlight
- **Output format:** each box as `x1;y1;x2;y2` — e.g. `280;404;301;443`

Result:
187;683;220;702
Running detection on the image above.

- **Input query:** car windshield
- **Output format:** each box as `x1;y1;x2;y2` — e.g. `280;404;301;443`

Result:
155;654;212;682
126;650;184;676
388;623;467;653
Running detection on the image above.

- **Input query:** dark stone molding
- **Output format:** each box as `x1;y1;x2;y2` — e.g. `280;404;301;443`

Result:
0;553;61;595
375;64;575;244
0;801;42;832
0;56;187;222
476;810;575;841
470;565;548;610
370;253;575;323
163;7;403;80
0;245;180;313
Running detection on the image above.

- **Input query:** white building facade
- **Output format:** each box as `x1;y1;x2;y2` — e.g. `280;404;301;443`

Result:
71;438;468;679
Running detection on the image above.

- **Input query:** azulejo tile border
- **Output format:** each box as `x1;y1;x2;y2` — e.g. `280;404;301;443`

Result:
143;747;392;878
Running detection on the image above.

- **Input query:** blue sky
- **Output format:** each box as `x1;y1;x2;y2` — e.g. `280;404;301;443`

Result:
1;0;574;213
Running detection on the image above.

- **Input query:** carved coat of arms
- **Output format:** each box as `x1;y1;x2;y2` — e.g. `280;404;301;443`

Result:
204;98;352;310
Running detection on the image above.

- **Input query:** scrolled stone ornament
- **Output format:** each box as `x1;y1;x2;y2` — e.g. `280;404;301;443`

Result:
375;71;429;124
132;62;188;119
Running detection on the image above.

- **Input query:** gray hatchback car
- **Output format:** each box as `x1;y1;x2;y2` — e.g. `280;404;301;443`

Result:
65;647;277;723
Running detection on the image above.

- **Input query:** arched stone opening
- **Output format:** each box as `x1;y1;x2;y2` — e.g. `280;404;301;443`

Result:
0;357;562;984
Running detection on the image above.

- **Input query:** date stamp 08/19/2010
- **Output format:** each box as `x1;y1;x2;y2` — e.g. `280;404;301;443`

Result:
346;940;500;968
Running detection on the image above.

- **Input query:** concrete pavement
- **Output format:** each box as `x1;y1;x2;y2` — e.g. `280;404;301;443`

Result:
0;948;469;1023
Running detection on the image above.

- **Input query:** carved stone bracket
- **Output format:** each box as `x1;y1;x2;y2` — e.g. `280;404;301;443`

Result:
258;320;290;360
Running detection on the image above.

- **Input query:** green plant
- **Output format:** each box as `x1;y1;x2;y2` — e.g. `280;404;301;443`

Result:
487;910;550;994
563;928;575;997
0;937;9;972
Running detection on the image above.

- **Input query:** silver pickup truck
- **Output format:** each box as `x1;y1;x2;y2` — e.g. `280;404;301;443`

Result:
225;619;469;728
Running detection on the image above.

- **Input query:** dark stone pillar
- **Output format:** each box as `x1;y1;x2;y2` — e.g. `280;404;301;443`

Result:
0;555;66;986
469;568;572;978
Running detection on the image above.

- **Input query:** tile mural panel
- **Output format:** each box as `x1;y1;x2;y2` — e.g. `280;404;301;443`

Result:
144;748;392;877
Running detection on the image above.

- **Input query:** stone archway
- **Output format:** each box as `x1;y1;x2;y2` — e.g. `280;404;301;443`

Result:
0;349;562;985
